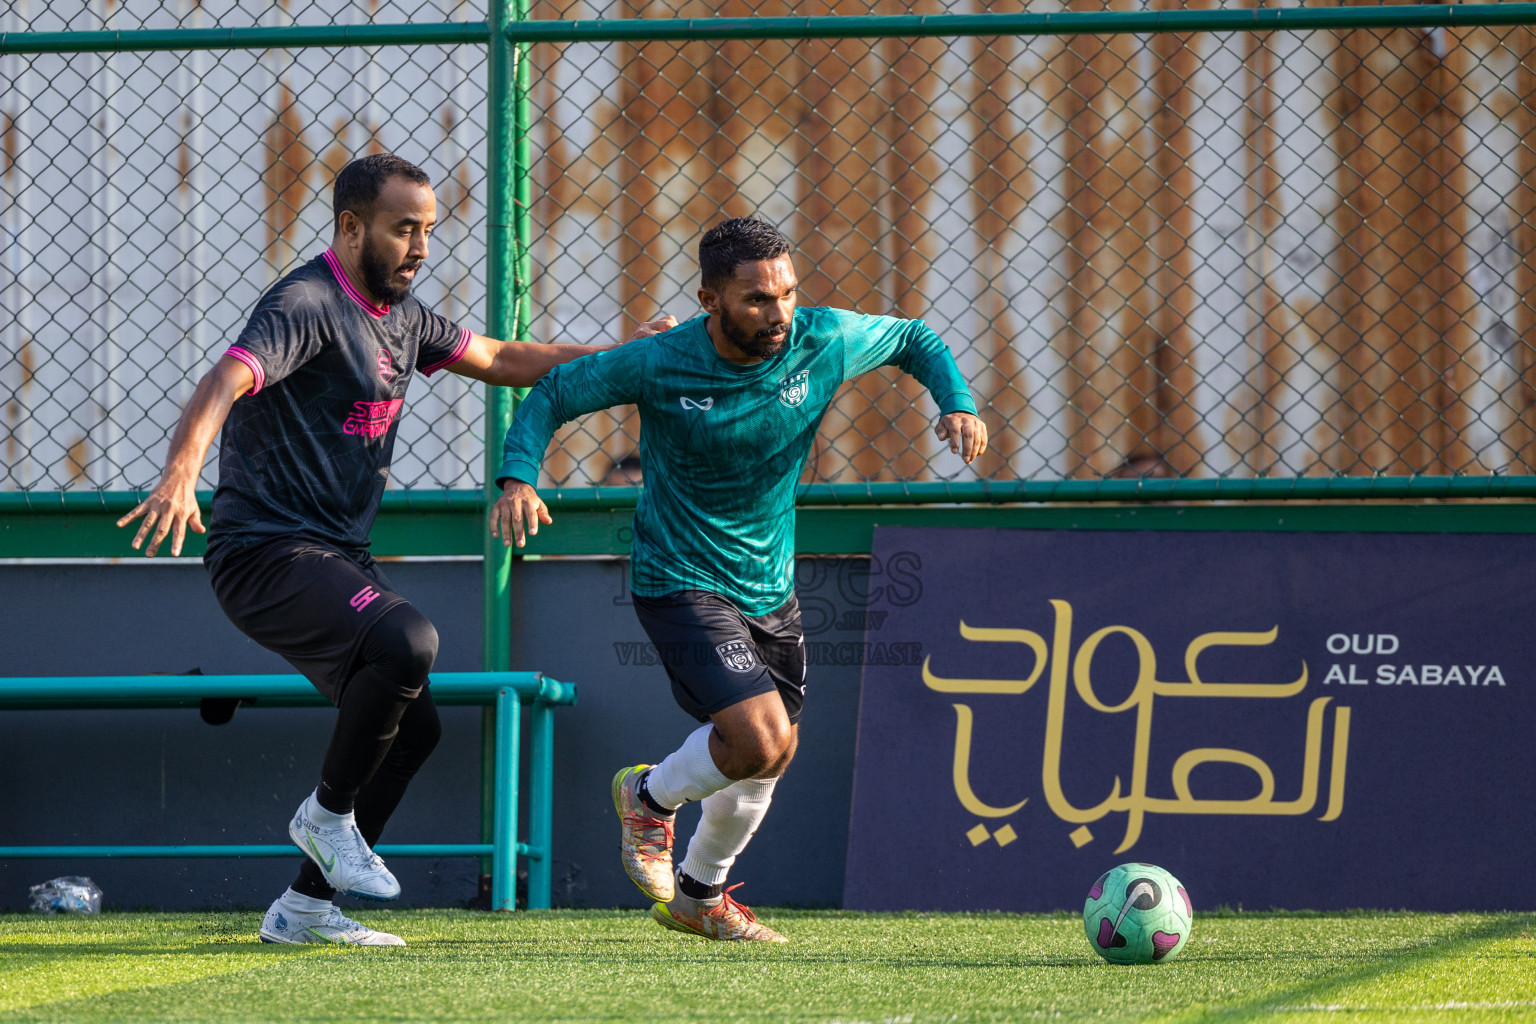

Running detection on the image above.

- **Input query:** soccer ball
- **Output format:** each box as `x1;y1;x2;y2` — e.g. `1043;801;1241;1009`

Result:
1082;862;1193;964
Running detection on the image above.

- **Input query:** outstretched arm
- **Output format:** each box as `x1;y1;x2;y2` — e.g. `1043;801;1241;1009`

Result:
840;310;989;465
488;337;653;548
115;356;255;557
448;316;677;388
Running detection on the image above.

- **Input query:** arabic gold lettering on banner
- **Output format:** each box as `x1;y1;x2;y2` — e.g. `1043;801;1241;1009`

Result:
922;599;1351;853
949;704;1029;818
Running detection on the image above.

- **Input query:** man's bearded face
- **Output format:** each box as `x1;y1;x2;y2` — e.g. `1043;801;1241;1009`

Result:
360;226;422;306
717;301;789;359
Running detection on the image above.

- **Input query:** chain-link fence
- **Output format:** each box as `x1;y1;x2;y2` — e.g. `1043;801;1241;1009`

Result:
1;1;492;494
5;1;1536;495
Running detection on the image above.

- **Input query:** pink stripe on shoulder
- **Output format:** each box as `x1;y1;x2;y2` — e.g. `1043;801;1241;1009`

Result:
322;248;389;318
223;346;266;395
421;327;473;377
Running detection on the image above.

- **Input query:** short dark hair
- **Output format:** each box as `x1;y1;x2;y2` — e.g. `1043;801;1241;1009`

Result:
333;153;432;233
699;216;792;290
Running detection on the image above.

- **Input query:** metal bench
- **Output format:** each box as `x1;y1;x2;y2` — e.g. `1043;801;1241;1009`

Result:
0;671;574;910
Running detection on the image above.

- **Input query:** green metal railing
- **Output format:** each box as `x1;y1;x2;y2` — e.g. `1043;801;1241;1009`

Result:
0;672;575;911
0;24;490;52
11;5;1536;53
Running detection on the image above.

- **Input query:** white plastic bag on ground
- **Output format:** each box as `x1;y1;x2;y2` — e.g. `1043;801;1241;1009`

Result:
27;876;102;914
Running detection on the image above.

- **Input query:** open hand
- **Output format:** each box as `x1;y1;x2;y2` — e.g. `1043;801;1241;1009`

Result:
116;478;204;557
625;315;679;342
935;412;988;464
490;479;552;548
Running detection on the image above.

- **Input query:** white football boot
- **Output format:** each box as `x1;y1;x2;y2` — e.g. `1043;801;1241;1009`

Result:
259;894;405;946
287;791;401;901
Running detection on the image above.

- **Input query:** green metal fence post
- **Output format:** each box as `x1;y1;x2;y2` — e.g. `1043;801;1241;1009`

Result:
481;0;519;887
511;5;534;348
491;686;522;911
483;0;537;906
527;701;555;909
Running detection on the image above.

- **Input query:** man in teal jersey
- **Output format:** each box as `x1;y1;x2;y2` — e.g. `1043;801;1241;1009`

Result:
491;216;987;941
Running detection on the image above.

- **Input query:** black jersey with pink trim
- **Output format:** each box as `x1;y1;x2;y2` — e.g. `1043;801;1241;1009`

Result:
207;250;470;556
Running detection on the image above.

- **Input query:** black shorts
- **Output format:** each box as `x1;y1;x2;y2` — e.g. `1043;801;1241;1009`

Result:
632;590;806;724
206;536;411;703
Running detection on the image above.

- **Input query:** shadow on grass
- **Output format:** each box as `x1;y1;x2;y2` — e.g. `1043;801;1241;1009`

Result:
0;942;333;957
420;939;654;951
1160;913;1536;1022
411;940;1095;971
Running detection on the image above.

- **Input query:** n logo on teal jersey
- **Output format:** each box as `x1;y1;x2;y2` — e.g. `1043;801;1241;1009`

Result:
778;370;810;407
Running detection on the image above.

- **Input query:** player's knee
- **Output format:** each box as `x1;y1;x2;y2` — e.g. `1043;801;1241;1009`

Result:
762;733;798;778
764;716;794;760
363;603;439;696
734;720;792;777
399;616;439;685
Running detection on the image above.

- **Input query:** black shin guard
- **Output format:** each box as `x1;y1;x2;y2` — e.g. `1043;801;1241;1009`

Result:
292;604;441;900
316;603;438;812
292;692;442;900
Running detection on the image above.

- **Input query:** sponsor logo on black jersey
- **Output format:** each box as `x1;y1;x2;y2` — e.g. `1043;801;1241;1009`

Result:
377;348;398;384
343;398;404;438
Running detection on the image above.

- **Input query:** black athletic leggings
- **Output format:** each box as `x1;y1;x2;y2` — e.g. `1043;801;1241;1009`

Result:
293;602;443;901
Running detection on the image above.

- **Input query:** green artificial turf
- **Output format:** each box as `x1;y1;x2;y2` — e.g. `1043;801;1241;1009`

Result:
1;908;1533;1023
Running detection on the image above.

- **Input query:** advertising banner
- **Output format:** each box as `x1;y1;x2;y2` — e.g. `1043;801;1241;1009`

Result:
843;527;1536;912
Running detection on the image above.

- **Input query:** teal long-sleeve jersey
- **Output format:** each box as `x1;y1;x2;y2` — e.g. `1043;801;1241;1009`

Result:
497;307;978;615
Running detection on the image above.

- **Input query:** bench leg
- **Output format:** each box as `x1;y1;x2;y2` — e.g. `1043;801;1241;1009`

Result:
527;701;555;909
491;687;521;912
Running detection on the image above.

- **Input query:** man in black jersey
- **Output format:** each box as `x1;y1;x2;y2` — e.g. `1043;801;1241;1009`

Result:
118;153;673;946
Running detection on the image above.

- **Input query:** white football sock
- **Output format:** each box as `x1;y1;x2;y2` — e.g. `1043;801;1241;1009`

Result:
645;724;732;809
304;790;353;828
278;887;332;913
679;775;778;887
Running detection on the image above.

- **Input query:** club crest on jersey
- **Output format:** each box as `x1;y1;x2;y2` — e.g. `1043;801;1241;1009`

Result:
377;348;397;384
778;369;810;408
715;640;757;673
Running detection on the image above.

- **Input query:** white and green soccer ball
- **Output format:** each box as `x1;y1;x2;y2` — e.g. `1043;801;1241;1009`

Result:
1082;862;1193;964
